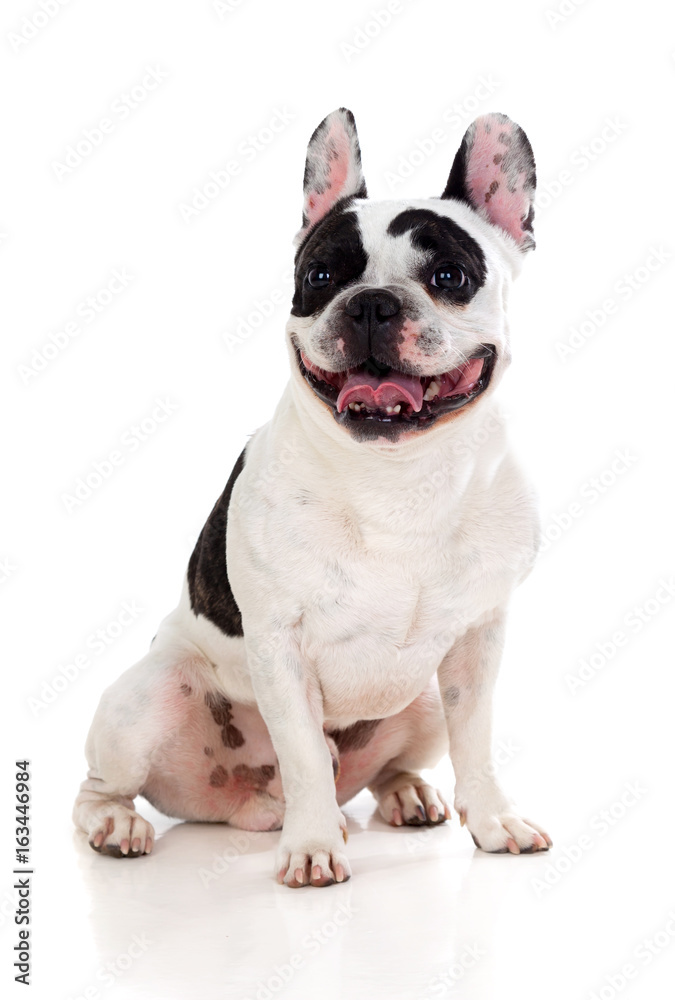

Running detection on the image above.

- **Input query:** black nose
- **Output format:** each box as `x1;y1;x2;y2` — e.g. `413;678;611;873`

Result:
343;289;402;359
345;288;401;324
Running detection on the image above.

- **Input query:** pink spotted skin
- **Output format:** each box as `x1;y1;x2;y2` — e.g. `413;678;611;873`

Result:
395;319;442;369
465;116;534;246
305;126;351;229
137;673;442;833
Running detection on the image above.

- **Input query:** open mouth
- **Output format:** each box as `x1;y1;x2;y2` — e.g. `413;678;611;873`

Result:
295;344;496;430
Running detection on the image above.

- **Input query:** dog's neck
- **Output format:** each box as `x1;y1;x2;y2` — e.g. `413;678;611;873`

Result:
275;377;509;531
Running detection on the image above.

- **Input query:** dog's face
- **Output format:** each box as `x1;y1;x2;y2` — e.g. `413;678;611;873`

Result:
286;109;537;444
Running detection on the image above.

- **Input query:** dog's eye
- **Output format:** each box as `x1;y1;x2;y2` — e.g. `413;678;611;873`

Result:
430;265;467;290
307;266;332;289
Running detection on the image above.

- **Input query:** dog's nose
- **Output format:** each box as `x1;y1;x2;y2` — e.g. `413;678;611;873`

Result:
343;289;402;358
345;288;401;324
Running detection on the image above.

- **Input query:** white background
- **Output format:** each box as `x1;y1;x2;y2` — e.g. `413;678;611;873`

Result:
3;0;675;998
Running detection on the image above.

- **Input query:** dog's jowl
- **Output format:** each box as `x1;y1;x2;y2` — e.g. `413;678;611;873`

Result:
73;108;551;886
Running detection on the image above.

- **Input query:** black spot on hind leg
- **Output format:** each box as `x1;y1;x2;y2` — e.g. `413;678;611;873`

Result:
232;763;275;790
221;723;245;749
204;691;246;749
209;765;229;788
329;718;381;752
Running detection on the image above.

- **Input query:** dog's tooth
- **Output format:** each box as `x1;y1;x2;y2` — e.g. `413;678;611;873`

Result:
423;380;440;401
348;402;356;410
393;404;401;414
386;406;393;413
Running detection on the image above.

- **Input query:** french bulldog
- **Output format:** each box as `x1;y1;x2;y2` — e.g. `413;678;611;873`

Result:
73;108;551;887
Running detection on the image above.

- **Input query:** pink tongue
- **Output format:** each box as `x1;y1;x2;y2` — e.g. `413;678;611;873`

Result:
337;371;424;413
438;356;484;397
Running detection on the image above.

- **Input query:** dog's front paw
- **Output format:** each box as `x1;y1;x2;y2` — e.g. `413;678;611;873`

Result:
460;804;552;855
276;812;350;887
79;798;155;857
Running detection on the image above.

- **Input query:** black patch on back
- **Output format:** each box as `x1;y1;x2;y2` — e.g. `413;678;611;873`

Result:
188;449;246;637
387;208;486;304
329;718;381;753
292;200;368;318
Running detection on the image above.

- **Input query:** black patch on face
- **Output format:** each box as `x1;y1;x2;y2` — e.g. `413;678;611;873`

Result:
188;448;246;637
329;718;381;753
387;208;486;304
292;200;368;318
204;692;245;749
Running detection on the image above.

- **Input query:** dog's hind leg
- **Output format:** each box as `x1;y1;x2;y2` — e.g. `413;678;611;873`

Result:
365;682;452;827
72;625;211;857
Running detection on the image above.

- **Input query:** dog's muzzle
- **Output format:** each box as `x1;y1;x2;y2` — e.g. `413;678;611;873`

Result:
294;342;496;433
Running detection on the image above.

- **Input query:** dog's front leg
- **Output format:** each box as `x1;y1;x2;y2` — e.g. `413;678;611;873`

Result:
438;611;552;854
246;627;350;888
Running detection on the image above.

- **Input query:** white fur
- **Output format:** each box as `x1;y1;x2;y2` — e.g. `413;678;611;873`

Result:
73;116;551;881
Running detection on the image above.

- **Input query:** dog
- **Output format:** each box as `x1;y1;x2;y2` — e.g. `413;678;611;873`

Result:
73;108;551;887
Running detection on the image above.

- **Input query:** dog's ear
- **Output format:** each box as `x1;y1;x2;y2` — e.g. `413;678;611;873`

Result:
296;108;367;244
442;113;536;252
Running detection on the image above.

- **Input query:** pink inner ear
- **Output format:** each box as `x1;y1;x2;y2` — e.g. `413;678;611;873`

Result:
466;120;531;244
305;125;351;228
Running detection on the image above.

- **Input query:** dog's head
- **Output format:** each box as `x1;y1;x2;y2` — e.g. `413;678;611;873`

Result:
287;108;536;444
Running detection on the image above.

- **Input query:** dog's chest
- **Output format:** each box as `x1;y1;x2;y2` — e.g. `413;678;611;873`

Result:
229;423;536;722
285;502;515;718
